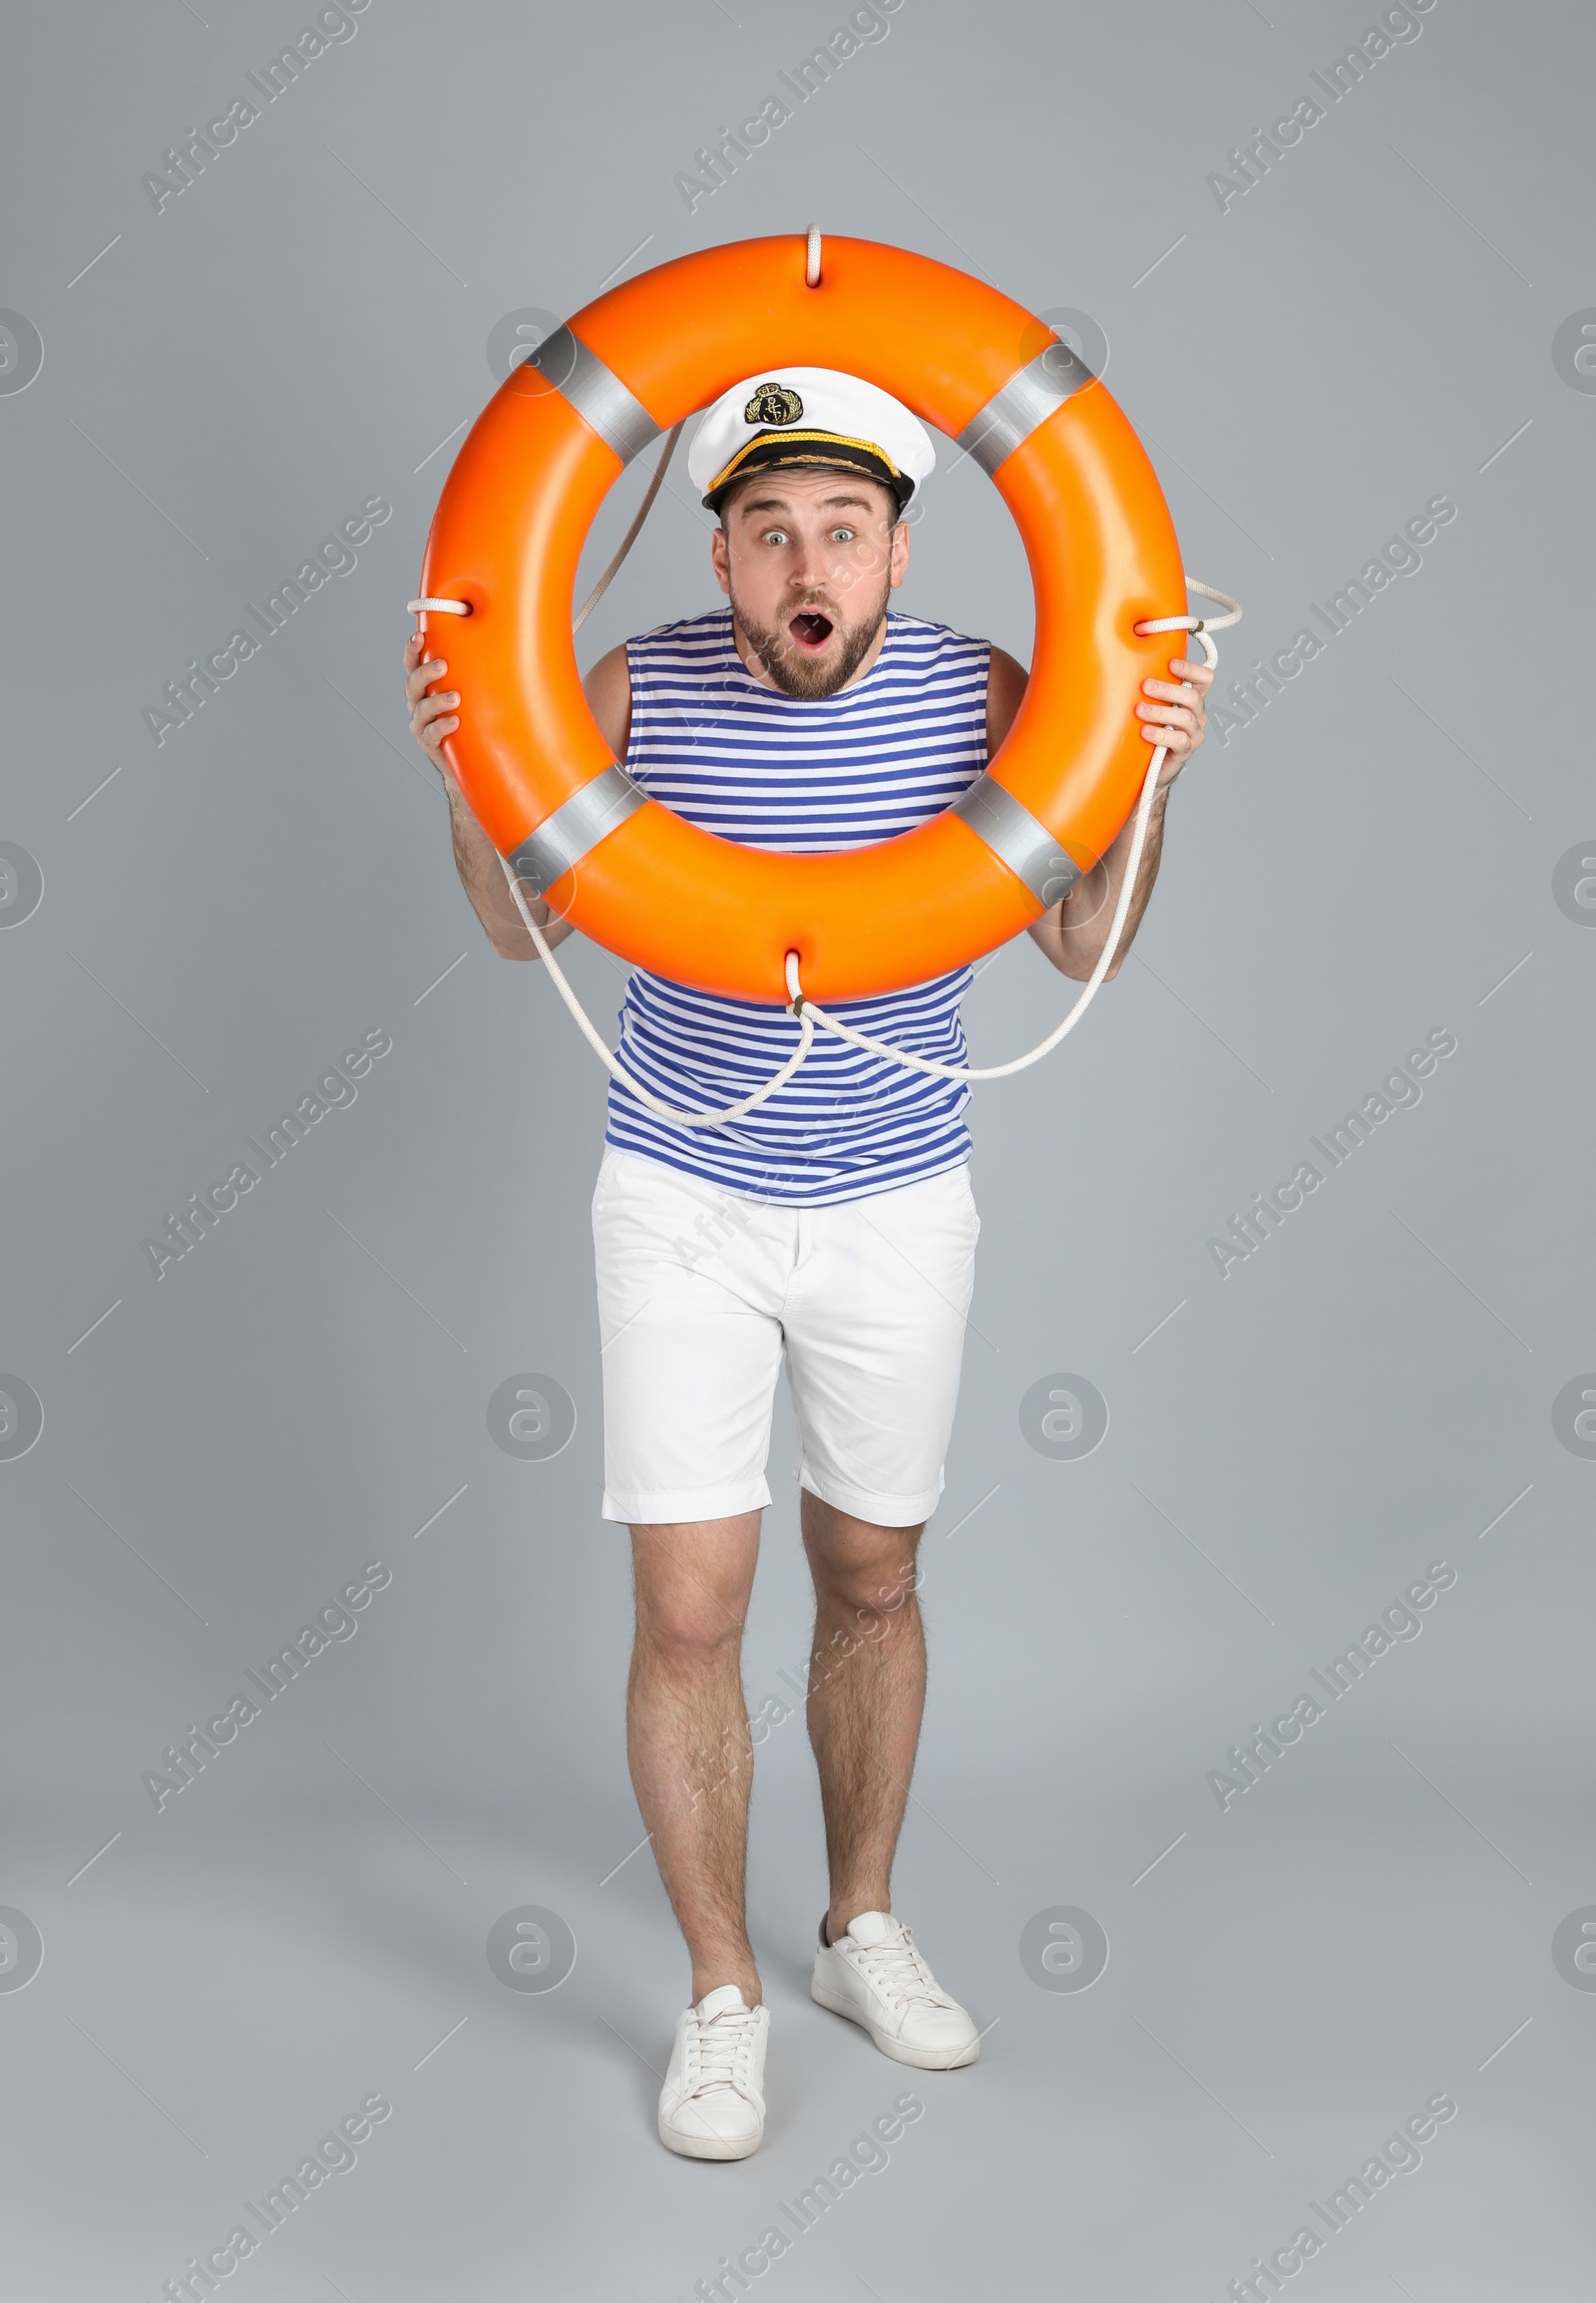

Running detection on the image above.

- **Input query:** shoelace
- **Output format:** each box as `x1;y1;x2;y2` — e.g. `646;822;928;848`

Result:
686;2008;759;2097
848;1928;955;2009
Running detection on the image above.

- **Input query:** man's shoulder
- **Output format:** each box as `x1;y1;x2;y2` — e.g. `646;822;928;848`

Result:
625;606;733;653
882;610;993;671
884;607;986;644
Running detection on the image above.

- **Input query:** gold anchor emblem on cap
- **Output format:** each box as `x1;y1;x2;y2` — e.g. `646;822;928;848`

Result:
742;381;804;427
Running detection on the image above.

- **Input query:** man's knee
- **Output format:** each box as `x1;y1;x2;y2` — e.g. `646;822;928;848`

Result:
631;1519;756;1662
804;1507;923;1622
636;1591;744;1665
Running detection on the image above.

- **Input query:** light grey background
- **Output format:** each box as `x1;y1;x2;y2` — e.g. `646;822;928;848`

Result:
2;0;1591;2296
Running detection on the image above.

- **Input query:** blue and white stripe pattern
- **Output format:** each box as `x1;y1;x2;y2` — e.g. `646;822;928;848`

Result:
602;606;992;1204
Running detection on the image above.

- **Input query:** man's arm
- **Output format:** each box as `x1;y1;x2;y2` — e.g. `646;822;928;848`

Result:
983;641;1213;981
404;632;633;960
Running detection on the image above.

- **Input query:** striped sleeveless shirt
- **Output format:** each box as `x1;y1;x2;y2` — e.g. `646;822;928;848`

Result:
602;605;992;1205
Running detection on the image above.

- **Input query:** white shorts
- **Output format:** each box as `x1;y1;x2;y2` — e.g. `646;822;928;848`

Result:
591;1146;981;1527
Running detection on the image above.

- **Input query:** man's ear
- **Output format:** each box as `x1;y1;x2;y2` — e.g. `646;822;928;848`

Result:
709;523;732;596
889;518;911;590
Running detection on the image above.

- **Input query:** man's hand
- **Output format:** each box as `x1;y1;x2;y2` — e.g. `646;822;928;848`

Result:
401;626;577;960
1019;645;1217;982
404;629;460;774
1136;651;1214;784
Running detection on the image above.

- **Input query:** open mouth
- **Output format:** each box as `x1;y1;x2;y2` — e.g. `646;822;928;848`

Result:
788;609;836;653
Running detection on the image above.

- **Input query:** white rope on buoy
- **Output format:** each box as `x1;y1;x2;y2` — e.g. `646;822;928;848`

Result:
574;421;685;632
502;867;819;1126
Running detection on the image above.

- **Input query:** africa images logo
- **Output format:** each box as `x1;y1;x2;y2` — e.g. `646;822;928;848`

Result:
743;382;804;427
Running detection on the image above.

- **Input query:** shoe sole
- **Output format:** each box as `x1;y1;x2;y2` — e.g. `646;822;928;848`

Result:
810;1979;981;2069
658;2115;765;2160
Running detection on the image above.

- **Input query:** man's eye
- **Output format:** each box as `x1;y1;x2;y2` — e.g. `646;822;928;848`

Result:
830;528;856;543
761;529;788;546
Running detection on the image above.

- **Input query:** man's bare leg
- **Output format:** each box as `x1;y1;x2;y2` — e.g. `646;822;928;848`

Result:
626;1512;763;2008
798;1490;926;1948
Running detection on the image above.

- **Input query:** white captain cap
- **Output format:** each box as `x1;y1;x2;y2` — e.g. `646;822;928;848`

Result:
687;367;936;515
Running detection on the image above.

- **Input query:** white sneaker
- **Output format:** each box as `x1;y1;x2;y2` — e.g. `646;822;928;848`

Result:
811;1909;980;2070
657;1984;770;2159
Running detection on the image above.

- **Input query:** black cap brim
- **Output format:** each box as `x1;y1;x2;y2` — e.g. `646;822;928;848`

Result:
704;439;915;517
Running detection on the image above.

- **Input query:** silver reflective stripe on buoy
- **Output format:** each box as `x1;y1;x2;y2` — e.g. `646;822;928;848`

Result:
519;326;661;465
950;775;1082;908
957;340;1097;478
506;764;649;898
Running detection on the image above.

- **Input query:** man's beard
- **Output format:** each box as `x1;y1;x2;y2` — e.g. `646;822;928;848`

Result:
727;572;892;700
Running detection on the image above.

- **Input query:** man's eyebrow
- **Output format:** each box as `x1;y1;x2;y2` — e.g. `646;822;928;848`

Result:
735;491;877;516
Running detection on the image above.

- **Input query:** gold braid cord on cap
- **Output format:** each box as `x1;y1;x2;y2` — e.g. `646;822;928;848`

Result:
707;428;904;497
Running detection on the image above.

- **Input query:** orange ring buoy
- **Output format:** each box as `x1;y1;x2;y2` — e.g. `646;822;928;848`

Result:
416;232;1186;1005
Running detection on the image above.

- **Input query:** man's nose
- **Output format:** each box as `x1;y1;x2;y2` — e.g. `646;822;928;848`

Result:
785;535;833;588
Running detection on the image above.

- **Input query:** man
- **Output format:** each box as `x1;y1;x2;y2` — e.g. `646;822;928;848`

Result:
405;369;1211;2159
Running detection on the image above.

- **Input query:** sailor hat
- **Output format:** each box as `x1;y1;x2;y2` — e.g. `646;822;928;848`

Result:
687;367;936;514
